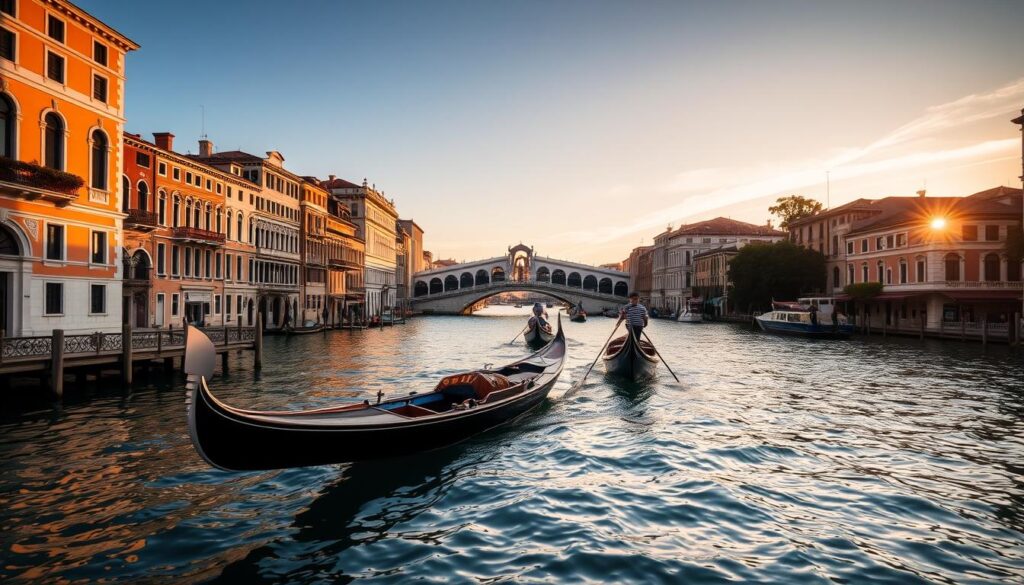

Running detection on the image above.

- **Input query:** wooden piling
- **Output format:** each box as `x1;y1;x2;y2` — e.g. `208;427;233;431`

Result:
982;317;988;346
50;329;64;399
254;313;263;370
1015;312;1021;346
961;316;966;341
122;324;133;385
221;351;229;371
919;313;925;340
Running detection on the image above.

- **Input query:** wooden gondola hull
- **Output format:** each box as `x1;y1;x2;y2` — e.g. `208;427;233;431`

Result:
523;324;554;347
602;333;658;380
186;316;566;471
189;378;554;471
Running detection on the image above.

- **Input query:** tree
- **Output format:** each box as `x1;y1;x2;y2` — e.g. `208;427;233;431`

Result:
769;195;823;230
842;282;883;301
728;241;826;311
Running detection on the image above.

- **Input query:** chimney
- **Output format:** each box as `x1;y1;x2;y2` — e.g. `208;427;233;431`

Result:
198;139;214;158
917;189;926;198
153;132;175;152
328;174;336;181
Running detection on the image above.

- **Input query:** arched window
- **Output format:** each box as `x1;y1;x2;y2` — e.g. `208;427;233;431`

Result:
202;203;209;230
861;264;868;283
536;267;550;282
215;207;222;233
583;275;597;291
984;253;1000;282
184;199;193;227
429;277;443;294
90;130;108;189
158;192;167;225
137;181;149;212
237;213;244;242
552;269;566;286
172;196;181;227
460;272;473;288
444;275;459;291
475;269;489;286
0;224;22;255
848;264;855;285
598;277;612;294
899;260;907;284
567;272;581;288
121;175;131;212
832;266;841;289
226;211;233;240
491;267;505;282
414;281;428;297
876;262;884;283
944;253;960;281
614;281;628;297
0;94;14;158
44;112;64;170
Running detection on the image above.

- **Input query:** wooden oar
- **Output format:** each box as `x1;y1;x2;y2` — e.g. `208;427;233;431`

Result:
508;323;530;344
641;329;681;383
574;317;623;389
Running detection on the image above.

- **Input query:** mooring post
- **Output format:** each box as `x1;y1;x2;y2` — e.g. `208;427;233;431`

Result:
866;313;871;336
50;329;64;399
982;317;988;346
254;313;263;370
122;324;133;385
919;313;925;340
961;316;966;341
1015;312;1022;346
221;350;229;371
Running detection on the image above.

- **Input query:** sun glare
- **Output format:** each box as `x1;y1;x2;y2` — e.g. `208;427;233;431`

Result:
930;217;947;230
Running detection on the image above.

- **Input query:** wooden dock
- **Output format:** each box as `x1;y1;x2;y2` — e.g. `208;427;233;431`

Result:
0;317;263;399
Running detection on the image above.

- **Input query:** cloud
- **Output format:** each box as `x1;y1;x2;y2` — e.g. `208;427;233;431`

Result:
563;77;1024;246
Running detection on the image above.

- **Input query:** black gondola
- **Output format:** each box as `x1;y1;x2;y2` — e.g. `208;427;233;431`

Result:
602;329;658;380
568;306;587;323
184;316;567;471
522;318;554;348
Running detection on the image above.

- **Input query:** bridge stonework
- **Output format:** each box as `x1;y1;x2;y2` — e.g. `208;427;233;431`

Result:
411;244;630;315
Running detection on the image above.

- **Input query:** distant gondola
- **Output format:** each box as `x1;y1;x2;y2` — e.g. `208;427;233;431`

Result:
184;317;567;471
568;305;587;322
523;318;555;348
603;330;658;380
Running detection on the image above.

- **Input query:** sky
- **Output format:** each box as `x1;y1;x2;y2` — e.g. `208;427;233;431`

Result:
83;0;1024;264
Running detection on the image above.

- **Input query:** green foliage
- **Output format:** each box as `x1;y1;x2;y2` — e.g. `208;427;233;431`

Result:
768;195;823;230
727;241;826;311
0;157;85;194
843;282;884;301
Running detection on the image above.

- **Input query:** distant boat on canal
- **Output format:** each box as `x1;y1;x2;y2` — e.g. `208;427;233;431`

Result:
677;298;703;323
755;298;854;339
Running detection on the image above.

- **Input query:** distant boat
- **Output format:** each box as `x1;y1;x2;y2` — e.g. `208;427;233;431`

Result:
677;298;703;323
523;316;555;348
755;300;853;339
603;309;618;318
568;305;587;323
546;303;553;309
514;303;523;308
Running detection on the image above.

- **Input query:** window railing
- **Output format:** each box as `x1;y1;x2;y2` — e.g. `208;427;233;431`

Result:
0;157;83;202
125;208;159;227
171;227;226;243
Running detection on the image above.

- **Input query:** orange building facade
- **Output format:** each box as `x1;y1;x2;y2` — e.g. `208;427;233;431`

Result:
121;133;264;328
790;187;1023;334
0;0;137;335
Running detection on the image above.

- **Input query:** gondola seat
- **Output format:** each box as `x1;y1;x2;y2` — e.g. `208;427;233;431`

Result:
435;371;512;402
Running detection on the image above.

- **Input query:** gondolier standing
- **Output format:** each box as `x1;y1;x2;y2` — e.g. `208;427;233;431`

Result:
619;292;648;340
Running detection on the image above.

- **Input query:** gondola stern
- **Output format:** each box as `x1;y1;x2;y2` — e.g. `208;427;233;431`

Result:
186;377;237;472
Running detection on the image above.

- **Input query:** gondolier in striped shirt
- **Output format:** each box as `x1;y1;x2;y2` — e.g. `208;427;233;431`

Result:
619;292;648;340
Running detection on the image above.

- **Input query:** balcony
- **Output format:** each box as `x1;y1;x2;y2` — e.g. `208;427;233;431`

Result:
329;257;362;271
171;226;225;244
0;157;83;205
125;209;160;231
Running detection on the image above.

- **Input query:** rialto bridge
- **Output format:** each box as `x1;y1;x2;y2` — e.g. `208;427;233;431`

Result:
412;244;631;315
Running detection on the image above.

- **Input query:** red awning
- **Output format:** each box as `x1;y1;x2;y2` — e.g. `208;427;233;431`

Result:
940;290;1023;302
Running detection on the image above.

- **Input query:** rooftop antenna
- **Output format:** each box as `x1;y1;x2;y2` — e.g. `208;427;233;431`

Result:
200;105;207;139
826;170;830;210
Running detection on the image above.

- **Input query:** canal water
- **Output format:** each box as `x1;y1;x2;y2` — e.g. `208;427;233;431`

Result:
1;306;1023;583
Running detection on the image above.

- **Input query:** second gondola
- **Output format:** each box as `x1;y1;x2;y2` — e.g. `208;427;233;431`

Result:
603;330;658;380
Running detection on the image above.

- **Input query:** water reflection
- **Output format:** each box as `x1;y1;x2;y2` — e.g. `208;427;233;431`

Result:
1;315;1022;583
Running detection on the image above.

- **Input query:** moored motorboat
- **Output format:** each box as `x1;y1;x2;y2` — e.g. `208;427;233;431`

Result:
602;330;658;380
677;298;703;323
755;300;854;339
184;316;567;471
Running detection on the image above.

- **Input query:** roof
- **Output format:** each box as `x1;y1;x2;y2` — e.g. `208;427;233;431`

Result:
322;177;362;190
693;244;741;259
845;186;1022;235
193;150;263;163
665;217;786;238
787;198;879;228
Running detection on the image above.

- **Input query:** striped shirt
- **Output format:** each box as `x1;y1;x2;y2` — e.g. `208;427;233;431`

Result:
620;303;648;326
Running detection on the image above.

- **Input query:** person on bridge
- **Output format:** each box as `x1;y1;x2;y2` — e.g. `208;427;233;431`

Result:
619;292;648;340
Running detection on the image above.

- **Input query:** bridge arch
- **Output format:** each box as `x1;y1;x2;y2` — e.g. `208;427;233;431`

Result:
475;269;489;286
567;272;581;288
429;277;442;295
598;277;612;294
444;286;611;316
415;281;428;297
583;275;597;291
460;272;474;288
444;275;459;291
551;269;566;286
536;266;550;282
614;281;628;297
491;266;506;282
